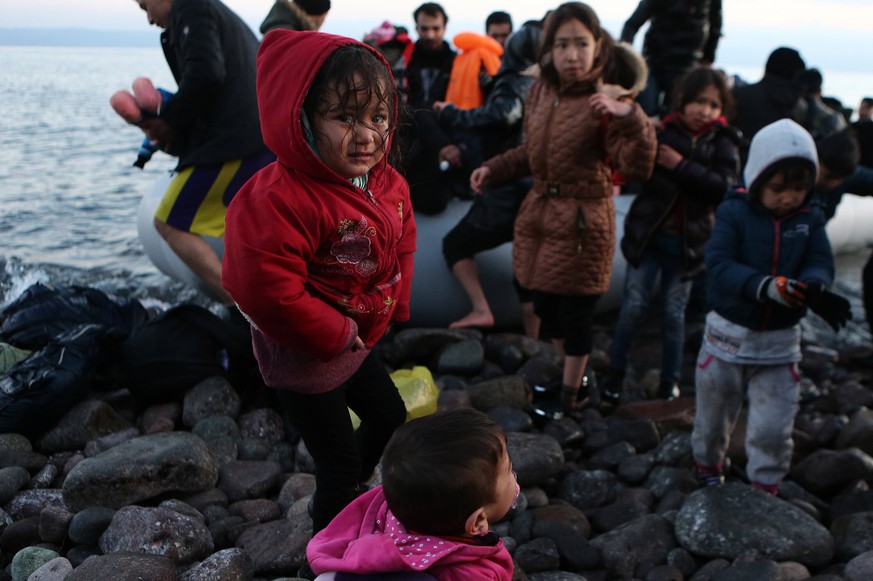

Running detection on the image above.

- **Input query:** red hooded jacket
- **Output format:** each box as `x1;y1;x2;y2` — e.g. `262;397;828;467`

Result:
222;31;416;389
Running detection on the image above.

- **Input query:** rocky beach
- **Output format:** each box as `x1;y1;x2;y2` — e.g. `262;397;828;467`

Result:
1;300;873;581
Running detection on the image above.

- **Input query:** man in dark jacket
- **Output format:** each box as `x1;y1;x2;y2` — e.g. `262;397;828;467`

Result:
260;0;330;35
402;2;458;215
621;0;722;116
135;0;273;304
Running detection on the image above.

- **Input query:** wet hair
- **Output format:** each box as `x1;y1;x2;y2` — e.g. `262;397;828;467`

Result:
413;2;448;25
382;408;507;536
302;44;400;166
818;129;860;181
486;11;513;31
672;67;735;120
538;2;613;88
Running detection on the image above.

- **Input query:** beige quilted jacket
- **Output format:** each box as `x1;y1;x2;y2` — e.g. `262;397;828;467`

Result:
482;75;656;296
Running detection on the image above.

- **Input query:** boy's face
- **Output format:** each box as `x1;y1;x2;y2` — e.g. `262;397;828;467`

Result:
136;0;172;29
486;22;512;47
482;447;519;524
759;172;808;217
312;78;390;180
415;13;446;50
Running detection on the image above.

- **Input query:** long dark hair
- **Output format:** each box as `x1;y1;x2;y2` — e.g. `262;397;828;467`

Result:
302;43;402;167
538;2;613;88
672;67;735;120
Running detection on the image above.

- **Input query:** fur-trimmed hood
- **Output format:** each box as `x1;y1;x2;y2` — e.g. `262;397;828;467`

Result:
598;41;648;101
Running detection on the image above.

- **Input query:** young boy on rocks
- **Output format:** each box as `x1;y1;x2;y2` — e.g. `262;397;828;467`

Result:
691;119;851;493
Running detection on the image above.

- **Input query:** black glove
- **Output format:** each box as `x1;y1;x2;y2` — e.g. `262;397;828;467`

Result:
804;281;852;332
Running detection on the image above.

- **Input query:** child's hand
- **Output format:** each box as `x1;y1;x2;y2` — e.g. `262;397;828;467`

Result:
438;144;463;168
657;144;683;170
433;101;449;114
589;93;633;119
470;166;491;194
765;276;807;308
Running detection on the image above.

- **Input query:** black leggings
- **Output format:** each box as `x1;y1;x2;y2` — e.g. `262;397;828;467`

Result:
276;352;406;533
533;292;601;356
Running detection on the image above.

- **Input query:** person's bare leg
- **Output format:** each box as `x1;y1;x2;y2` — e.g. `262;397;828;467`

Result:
520;301;540;339
154;218;234;305
449;258;495;329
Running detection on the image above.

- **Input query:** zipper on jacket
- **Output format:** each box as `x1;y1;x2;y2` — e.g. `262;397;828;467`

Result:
576;207;586;253
761;216;782;331
364;189;378;206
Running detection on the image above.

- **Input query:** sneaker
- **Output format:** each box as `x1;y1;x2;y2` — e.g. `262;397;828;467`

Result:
751;481;780;495
694;461;725;487
600;368;624;404
657;380;681;400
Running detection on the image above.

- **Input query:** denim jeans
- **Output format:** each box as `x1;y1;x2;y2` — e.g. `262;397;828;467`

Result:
608;247;693;383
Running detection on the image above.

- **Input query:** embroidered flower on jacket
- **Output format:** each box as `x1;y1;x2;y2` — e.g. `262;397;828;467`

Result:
331;216;373;267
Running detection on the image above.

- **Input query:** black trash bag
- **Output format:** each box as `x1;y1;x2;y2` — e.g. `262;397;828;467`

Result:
119;304;256;404
0;283;148;350
0;324;104;438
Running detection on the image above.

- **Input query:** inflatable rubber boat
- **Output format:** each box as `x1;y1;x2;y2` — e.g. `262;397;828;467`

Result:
138;175;873;327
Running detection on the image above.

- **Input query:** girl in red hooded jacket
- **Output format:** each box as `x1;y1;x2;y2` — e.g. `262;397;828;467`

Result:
222;30;416;536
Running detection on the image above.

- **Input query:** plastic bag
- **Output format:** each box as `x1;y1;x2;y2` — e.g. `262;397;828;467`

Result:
350;366;439;429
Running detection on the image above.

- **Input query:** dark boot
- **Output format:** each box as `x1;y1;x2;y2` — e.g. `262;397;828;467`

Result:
657;380;680;400
600;368;624;404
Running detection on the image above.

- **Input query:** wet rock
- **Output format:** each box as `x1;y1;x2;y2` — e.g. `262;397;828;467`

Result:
10;546;59;581
235;519;310;576
0;450;48;473
227;499;281;523
65;553;176;581
835;408;873;456
506;432;564;487
666;546;697;578
532;504;597;570
159;499;204;521
277;473;316;514
140;402;181;434
559;469;623;510
516;355;562;391
62;431;219;511
237;438;271;461
542;416;585;448
29;463;58;489
488;406;534;433
514;537;561;573
831;511;873;561
437;339;484;375
645;466;700;499
0;516;40;554
83;426;141;457
26;556;73;581
99;505;214;565
590;514;675;579
790;447;873;496
711;559;782;580
588;441;635;471
216;460;281;501
467;375;532;411
0;467;30;504
177;548;255;581
67;507;117;545
391;328;479;363
238;408;285;444
0;434;32;452
192;415;241;443
182;376;241;428
591;499;652;532
845;550;873;581
182;488;229;512
618;452;656;484
675;484;833;567
6;489;66;519
583;418;661;455
38;400;131;454
38;507;73;545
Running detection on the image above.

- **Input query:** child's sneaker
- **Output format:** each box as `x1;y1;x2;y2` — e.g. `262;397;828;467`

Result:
657;380;681;400
694;461;725;487
751;481;780;495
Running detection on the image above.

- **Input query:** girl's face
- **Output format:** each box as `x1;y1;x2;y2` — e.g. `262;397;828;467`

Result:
551;18;600;87
759;172;808;216
312;78;390;180
681;84;723;133
482;446;519;524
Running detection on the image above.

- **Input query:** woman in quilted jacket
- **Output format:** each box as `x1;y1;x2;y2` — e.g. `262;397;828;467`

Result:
470;2;656;412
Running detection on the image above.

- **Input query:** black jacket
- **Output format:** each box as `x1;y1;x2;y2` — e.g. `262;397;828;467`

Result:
621;0;722;67
621;115;740;280
733;75;805;153
160;0;267;168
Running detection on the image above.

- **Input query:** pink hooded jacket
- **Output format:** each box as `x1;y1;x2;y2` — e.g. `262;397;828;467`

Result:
307;486;513;581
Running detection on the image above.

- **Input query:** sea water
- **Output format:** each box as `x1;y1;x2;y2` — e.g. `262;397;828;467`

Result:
0;46;871;343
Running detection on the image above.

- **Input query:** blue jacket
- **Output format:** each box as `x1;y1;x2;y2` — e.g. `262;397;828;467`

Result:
706;189;834;330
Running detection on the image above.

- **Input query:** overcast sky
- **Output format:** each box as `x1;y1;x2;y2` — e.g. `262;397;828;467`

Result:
2;0;872;73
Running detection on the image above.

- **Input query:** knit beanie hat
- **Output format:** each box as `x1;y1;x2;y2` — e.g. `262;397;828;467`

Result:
743;119;819;196
764;47;805;80
295;0;330;16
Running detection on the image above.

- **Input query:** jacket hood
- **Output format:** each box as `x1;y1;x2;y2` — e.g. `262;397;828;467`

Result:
744;118;819;195
497;24;542;78
256;30;395;182
599;41;648;101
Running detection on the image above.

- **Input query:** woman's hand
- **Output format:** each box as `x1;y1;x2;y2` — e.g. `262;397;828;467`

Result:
657;144;683;170
589;93;633;119
438;144;463;167
433;100;449;114
470;166;491;194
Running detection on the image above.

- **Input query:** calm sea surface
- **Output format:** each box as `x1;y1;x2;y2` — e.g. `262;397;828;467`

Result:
0;46;871;343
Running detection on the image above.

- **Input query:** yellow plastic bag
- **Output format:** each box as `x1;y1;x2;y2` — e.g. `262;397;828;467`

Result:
350;366;439;430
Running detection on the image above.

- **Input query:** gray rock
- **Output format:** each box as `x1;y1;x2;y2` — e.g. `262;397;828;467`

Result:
216;460;282;502
0;434;32;452
778;561;811;581
666;546;698;577
583;418;661;455
653;431;693;466
67;507;116;545
542;417;585;448
527;574;590;581
25;556;73;581
237;438;271;461
139;402;181;434
506;432;564;487
790;448;873;496
62;432;218;511
711;559;782;581
645;565;685;581
182;488;229;512
10;546;58;581
487;406;533;433
0;467;30;504
0;450;49;473
467;376;532;411
227;499;281;523
99;505;214;565
845;549;873;581
235;519;310;576
6;489;67;519
688;558;730;581
267;441;296;473
675;483;833;567
205;436;238;465
38;400;131;454
177;548;254;581
590;514;676;579
437;339;484;375
182;376;241;428
209;515;254;549
516;355;562;391
588;441;636;471
158;499;204;521
37;507;73;545
618;452;656;484
83;427;141;457
28;464;58;489
192;415;241;443
0;516;40;554
238;408;285;444
591;499;652;533
391;328;480;363
559;470;624;510
532;504;597;570
644;466;700;499
831;511;873;561
836;408;873;456
514;537;561;573
65;553;176;581
278;473;317;514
